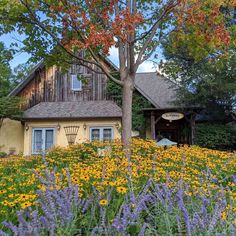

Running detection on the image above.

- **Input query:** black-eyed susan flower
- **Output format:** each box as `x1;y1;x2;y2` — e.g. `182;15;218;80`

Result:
0;190;6;194
21;201;32;209
116;186;127;194
99;199;108;206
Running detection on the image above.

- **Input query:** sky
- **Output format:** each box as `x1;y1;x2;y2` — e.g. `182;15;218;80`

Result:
0;33;160;73
0;33;31;68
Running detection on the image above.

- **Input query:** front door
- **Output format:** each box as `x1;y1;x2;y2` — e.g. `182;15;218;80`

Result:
32;128;55;154
157;129;178;142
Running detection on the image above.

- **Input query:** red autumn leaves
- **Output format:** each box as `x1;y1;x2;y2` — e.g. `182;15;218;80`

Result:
50;0;233;55
176;1;234;47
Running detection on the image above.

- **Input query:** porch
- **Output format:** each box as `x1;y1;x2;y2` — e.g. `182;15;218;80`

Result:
144;108;199;145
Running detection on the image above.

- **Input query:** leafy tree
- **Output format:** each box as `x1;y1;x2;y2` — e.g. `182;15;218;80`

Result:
161;11;236;121
0;0;235;145
0;96;23;127
11;62;36;85
0;42;23;127
0;42;12;97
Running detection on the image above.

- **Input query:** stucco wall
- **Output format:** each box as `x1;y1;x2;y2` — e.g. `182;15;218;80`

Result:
24;118;121;156
0;118;24;154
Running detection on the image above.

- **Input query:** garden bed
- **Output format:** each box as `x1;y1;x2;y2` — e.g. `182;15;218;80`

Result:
0;139;235;234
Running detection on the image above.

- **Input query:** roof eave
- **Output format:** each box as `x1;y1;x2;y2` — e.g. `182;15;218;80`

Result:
8;61;45;96
22;116;122;120
134;86;161;108
142;106;203;111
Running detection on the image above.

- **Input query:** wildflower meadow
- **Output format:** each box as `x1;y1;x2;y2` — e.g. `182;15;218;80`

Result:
0;139;235;235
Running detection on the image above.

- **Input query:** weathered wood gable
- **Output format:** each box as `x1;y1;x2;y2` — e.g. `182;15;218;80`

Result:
18;63;112;109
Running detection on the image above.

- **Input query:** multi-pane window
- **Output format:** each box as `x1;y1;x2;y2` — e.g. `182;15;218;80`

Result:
33;130;43;153
71;74;82;91
103;128;112;141
45;130;54;150
32;128;55;154
91;129;100;141
90;127;113;141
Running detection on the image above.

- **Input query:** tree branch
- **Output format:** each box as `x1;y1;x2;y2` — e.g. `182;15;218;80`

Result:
134;0;178;70
19;0;123;86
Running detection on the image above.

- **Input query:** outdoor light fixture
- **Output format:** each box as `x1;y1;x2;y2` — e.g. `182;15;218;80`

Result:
115;122;120;129
57;123;61;131
83;123;87;130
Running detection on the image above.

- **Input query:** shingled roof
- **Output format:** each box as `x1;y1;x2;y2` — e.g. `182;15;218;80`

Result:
23;101;122;119
135;72;178;108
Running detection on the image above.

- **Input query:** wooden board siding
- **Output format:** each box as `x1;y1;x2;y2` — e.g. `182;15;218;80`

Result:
18;64;112;109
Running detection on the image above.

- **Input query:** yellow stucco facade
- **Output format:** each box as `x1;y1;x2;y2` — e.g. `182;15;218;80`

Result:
23;118;121;156
0;118;24;154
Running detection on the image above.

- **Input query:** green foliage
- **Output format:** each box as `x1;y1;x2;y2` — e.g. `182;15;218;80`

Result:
161;9;236;121
0;42;12;97
0;152;7;158
0;1;231;72
0;96;23;120
11;62;36;84
195;123;236;150
106;79;152;136
0;42;27;121
161;42;236;120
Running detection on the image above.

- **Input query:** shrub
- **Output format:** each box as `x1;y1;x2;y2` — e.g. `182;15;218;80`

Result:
0;152;7;158
195;123;236;150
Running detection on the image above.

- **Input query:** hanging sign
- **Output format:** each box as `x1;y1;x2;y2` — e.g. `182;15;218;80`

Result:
162;112;184;121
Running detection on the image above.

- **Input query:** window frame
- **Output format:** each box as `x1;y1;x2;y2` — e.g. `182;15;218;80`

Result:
89;127;114;142
32;128;56;154
71;74;82;91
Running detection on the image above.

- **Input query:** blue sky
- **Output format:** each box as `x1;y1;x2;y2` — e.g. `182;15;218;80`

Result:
0;33;31;68
0;33;158;72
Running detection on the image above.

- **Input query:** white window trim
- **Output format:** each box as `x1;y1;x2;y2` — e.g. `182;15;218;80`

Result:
71;74;82;91
90;127;114;142
32;128;56;154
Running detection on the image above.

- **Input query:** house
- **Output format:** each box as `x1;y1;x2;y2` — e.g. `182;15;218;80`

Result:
0;59;198;156
0;61;122;156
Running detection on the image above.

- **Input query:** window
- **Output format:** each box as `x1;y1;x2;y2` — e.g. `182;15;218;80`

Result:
103;128;112;141
32;128;55;154
90;127;113;141
71;74;82;91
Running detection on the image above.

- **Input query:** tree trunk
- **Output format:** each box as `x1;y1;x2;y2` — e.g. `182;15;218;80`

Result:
0;118;3;129
121;77;134;146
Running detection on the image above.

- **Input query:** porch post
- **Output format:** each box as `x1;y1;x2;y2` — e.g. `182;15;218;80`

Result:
151;111;156;140
190;113;196;145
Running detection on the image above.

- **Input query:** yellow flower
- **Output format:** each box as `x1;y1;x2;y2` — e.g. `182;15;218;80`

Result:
99;199;108;206
8;202;16;207
1;200;9;206
0;190;6;194
21;201;32;209
221;211;227;220
116;186;128;194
